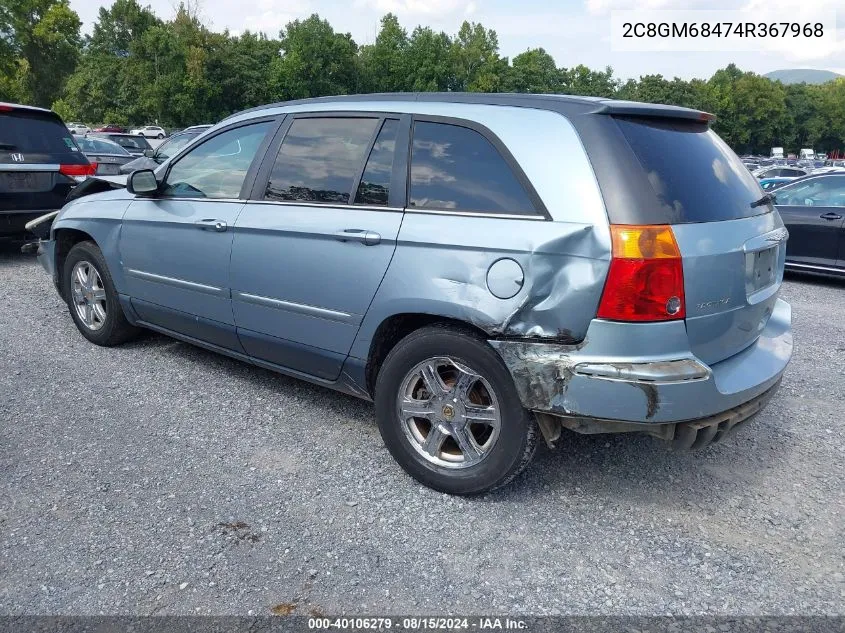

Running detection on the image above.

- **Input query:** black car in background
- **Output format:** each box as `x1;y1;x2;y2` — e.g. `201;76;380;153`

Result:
1;102;94;238
90;133;152;157
775;173;845;276
73;135;134;175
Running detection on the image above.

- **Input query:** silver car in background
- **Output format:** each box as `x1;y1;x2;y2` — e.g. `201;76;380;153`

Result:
72;135;134;176
36;94;793;494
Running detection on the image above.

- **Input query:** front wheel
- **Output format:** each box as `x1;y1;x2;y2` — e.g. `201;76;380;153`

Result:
375;326;538;495
63;241;140;346
157;133;164;139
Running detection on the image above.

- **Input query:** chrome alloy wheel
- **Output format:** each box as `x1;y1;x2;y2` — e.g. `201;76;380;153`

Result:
397;357;501;469
70;260;107;331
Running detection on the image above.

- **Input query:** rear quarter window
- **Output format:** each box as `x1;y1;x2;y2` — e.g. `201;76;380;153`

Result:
409;121;538;216
615;117;765;223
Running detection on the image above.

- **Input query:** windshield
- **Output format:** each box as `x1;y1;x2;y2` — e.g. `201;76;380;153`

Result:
616;117;766;223
156;131;201;160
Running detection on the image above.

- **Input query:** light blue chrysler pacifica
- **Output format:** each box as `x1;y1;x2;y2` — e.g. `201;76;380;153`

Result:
34;93;793;494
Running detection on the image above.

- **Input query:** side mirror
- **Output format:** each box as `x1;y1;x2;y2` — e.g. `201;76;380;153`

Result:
143;148;155;158
127;169;159;196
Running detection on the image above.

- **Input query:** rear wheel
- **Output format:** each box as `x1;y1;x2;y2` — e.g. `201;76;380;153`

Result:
375;326;538;495
63;241;139;346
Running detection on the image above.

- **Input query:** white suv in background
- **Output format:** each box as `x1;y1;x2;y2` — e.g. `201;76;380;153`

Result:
66;122;91;135
130;125;167;139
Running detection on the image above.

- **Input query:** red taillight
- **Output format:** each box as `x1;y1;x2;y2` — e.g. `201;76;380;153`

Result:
59;163;97;177
597;225;686;322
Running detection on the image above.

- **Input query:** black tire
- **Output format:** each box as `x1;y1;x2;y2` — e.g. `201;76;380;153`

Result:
375;325;538;495
157;133;164;139
63;241;140;346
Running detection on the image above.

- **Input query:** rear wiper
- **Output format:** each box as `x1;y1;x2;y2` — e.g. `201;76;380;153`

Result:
751;192;776;208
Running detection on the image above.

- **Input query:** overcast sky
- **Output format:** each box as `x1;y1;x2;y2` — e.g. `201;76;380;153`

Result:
68;0;844;81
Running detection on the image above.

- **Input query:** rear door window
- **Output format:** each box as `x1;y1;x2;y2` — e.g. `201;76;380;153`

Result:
409;121;537;215
354;119;399;206
265;117;379;204
615;117;765;223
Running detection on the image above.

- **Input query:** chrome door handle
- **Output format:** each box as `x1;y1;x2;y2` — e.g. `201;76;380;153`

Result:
820;212;842;220
195;219;228;232
333;229;381;246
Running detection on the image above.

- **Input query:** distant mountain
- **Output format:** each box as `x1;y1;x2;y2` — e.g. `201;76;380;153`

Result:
764;69;843;85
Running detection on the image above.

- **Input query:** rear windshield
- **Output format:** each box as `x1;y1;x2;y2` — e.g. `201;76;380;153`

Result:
108;135;151;150
0;111;80;157
615;117;765;223
75;137;130;155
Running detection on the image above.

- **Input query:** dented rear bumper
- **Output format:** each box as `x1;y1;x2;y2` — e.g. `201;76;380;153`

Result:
490;298;792;430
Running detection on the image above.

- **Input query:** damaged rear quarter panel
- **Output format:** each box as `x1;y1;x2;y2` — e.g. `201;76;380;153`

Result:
348;214;611;359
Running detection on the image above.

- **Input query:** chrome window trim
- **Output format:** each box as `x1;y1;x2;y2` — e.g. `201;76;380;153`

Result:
126;269;227;296
233;291;361;325
244;200;404;213
244;200;547;219
403;208;548;221
0;164;60;172
152;197;246;203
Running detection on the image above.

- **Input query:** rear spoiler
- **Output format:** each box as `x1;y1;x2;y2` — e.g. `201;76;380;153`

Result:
593;100;716;123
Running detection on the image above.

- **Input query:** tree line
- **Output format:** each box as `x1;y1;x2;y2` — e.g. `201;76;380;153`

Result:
2;0;844;154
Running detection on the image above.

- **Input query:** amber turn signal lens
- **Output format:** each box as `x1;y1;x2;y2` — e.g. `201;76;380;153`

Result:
610;225;682;260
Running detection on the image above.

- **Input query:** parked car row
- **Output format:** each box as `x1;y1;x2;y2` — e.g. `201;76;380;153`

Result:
741;155;829;173
67;123;172;139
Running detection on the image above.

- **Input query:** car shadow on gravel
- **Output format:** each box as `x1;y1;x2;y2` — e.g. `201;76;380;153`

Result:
0;241;35;264
126;331;793;509
492;416;793;507
123;332;375;421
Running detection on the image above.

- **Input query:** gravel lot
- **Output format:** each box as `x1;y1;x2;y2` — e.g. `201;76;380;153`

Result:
1;243;843;616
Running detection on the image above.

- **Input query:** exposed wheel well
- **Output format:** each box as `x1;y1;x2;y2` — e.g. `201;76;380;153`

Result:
54;229;96;298
365;313;491;397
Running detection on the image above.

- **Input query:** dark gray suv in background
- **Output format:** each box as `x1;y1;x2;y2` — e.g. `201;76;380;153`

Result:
1;102;93;238
36;93;793;494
